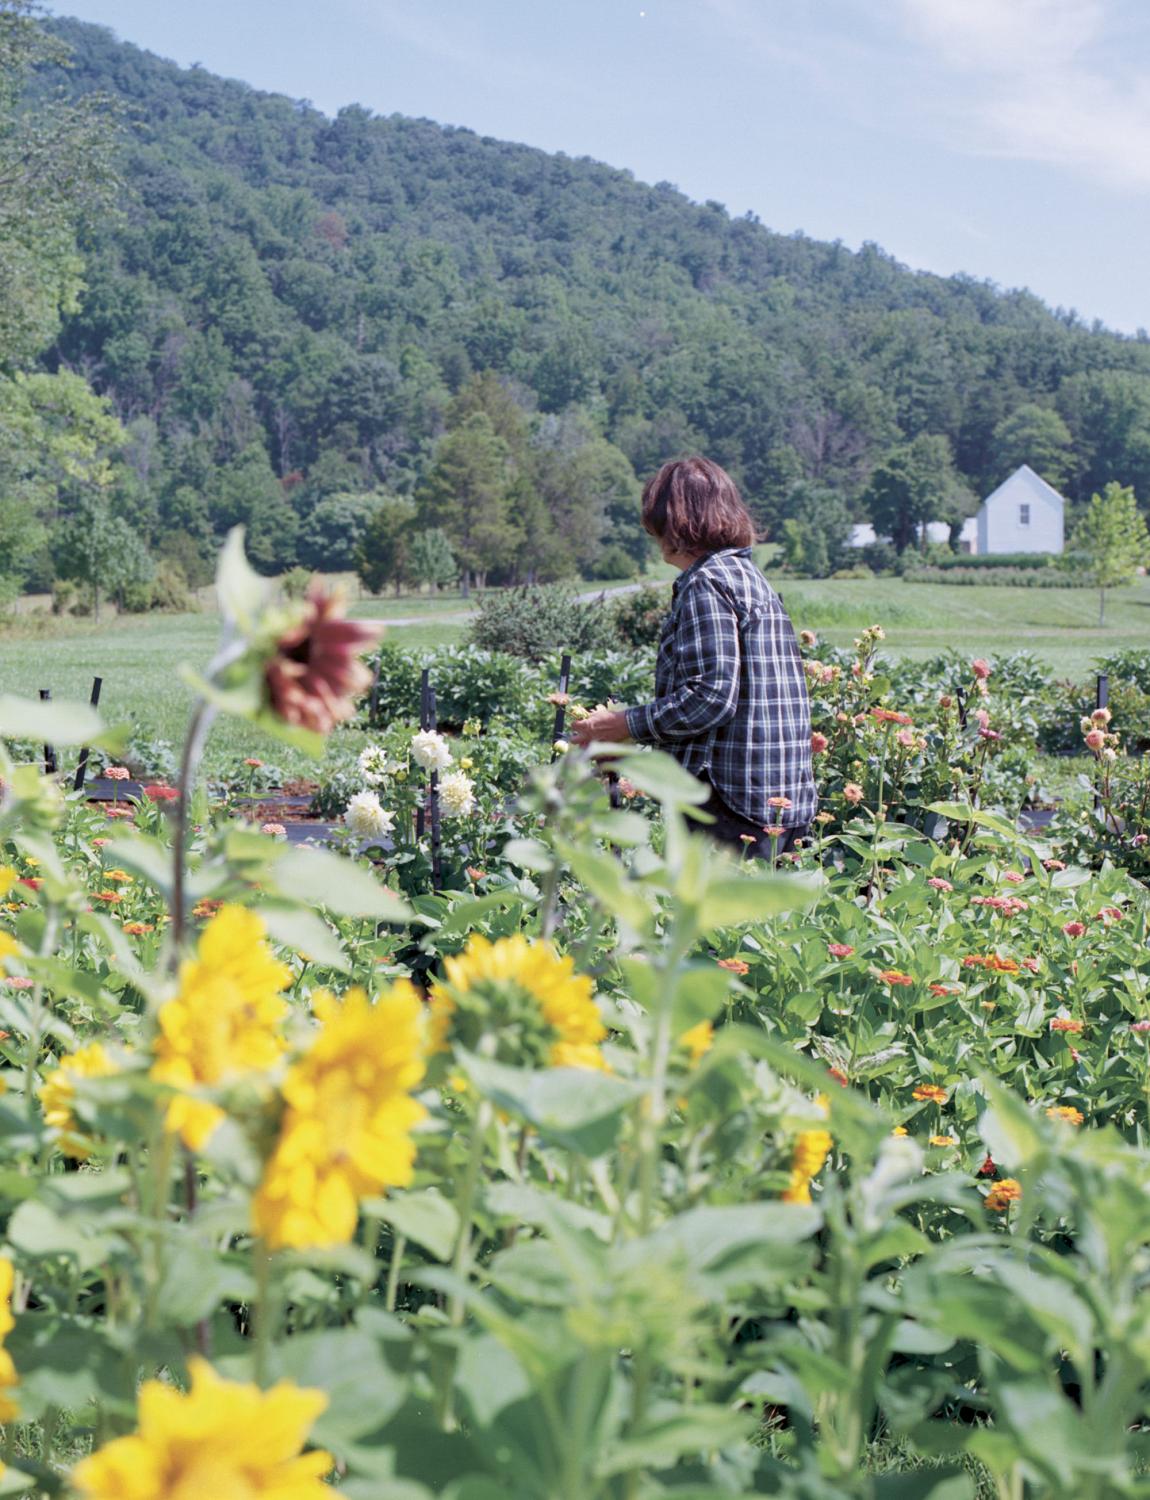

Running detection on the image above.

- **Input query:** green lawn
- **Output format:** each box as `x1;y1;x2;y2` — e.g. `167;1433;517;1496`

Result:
773;575;1150;678
2;575;1145;781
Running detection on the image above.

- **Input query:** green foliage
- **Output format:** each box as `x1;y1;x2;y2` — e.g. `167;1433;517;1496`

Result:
0;13;1141;611
1070;481;1150;624
296;491;381;572
864;435;963;554
611;585;670;647
779;483;853;577
407;526;457;590
990;403;1074;490
0;0;118;369
467;583;619;660
357;495;418;595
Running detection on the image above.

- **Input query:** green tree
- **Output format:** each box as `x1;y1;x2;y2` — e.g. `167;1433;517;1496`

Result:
297;491;381;572
356;495;416;595
53;494;154;619
863;434;957;553
0;1;118;369
408;526;456;590
1070;481;1150;625
990;403;1074;490
778;483;852;577
416;413;521;594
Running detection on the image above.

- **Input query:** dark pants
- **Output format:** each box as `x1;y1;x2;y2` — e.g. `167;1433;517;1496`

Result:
693;784;808;861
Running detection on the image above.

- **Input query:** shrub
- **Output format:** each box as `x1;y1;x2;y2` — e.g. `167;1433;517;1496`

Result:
611;585;669;647
467;583;619;659
280;566;312;601
902;565;1091;587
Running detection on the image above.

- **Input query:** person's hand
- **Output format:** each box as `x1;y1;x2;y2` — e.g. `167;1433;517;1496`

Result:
569;708;630;747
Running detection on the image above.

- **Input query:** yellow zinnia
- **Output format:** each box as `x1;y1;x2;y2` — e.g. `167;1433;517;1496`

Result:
253;984;427;1251
678;1020;714;1064
0;931;21;971
0;1256;19;1423
71;1357;331;1500
151;906;291;1151
429;933;606;1071
39;1042;118;1160
0;868;16;900
781;1128;832;1205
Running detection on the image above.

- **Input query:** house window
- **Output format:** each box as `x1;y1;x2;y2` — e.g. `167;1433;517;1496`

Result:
1019;503;1030;526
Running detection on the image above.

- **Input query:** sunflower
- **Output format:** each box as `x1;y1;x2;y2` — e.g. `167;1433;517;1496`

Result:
429;933;606;1071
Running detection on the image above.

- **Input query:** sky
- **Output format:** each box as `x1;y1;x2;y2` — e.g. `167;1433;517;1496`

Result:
49;0;1150;334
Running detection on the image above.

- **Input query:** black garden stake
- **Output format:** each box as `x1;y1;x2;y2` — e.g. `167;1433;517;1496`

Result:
73;676;104;792
427;685;443;890
550;653;572;762
38;690;57;776
1095;672;1109;814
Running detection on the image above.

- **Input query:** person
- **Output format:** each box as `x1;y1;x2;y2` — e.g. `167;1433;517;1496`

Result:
570;455;816;857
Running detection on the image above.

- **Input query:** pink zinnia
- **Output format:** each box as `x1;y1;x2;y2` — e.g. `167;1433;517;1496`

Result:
1043;859;1066;872
896;729;915;748
1002;871;1025;885
971;658;991;680
1084;729;1106;752
767;795;793;810
1130;1020;1150;1034
1096;906;1124;924
843;782;864;805
979;727;1002;742
1061;921;1086;938
244;757;264;768
1;977;33;990
261;822;287;839
827;943;854;959
810;732;828;754
105;766;130;781
974;708;990;730
928;877;953;892
265;584;383;735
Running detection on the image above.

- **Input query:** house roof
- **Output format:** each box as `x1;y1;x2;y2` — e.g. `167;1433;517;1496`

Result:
980;464;1066;515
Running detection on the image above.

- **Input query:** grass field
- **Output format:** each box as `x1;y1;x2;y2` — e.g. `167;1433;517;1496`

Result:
2;575;1146;781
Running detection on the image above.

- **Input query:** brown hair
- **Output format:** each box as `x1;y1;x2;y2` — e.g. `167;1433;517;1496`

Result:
641;456;756;555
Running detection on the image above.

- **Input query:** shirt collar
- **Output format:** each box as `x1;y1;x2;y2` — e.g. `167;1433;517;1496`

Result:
672;547;751;596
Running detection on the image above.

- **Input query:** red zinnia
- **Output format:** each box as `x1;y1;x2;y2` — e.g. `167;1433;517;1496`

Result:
144;784;179;802
265;584;384;735
1061;921;1086;938
827;943;854;959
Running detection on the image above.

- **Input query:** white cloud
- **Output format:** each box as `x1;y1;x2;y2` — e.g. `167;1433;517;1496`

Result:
899;0;1150;192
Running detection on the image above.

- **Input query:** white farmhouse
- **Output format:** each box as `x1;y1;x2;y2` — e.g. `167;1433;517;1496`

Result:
976;465;1064;555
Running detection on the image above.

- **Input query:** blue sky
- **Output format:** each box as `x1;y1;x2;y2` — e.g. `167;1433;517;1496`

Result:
51;0;1150;333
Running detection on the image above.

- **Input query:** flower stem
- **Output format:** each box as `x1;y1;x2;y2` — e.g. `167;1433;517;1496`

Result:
169;698;217;972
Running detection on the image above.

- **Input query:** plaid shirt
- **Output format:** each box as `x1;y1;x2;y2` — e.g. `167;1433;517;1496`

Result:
625;549;817;827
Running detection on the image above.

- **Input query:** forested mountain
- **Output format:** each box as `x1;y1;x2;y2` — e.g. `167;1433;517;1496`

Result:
12;13;1150;591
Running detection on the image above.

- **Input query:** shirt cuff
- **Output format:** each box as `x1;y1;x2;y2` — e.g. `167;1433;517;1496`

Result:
625;703;658;743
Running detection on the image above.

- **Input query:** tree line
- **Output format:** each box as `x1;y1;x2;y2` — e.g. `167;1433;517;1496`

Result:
3;7;1150;611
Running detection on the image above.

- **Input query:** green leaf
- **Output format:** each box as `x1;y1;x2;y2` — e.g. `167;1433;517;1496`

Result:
696;871;823;931
366;1191;459;1262
256;904;349;972
216;525;270;632
272;1324;410;1445
271;846;411;922
614;750;710;807
461;1054;642;1156
873;1472;974;1500
978;1077;1044;1169
670;964;731;1036
596;1407;753;1476
0;694;120;750
501;838;553;873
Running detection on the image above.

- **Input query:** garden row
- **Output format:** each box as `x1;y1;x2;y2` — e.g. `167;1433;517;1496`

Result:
0;540;1147;1497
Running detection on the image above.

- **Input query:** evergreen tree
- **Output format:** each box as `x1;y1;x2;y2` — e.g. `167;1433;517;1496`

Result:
356;496;416;595
416;413;521;594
